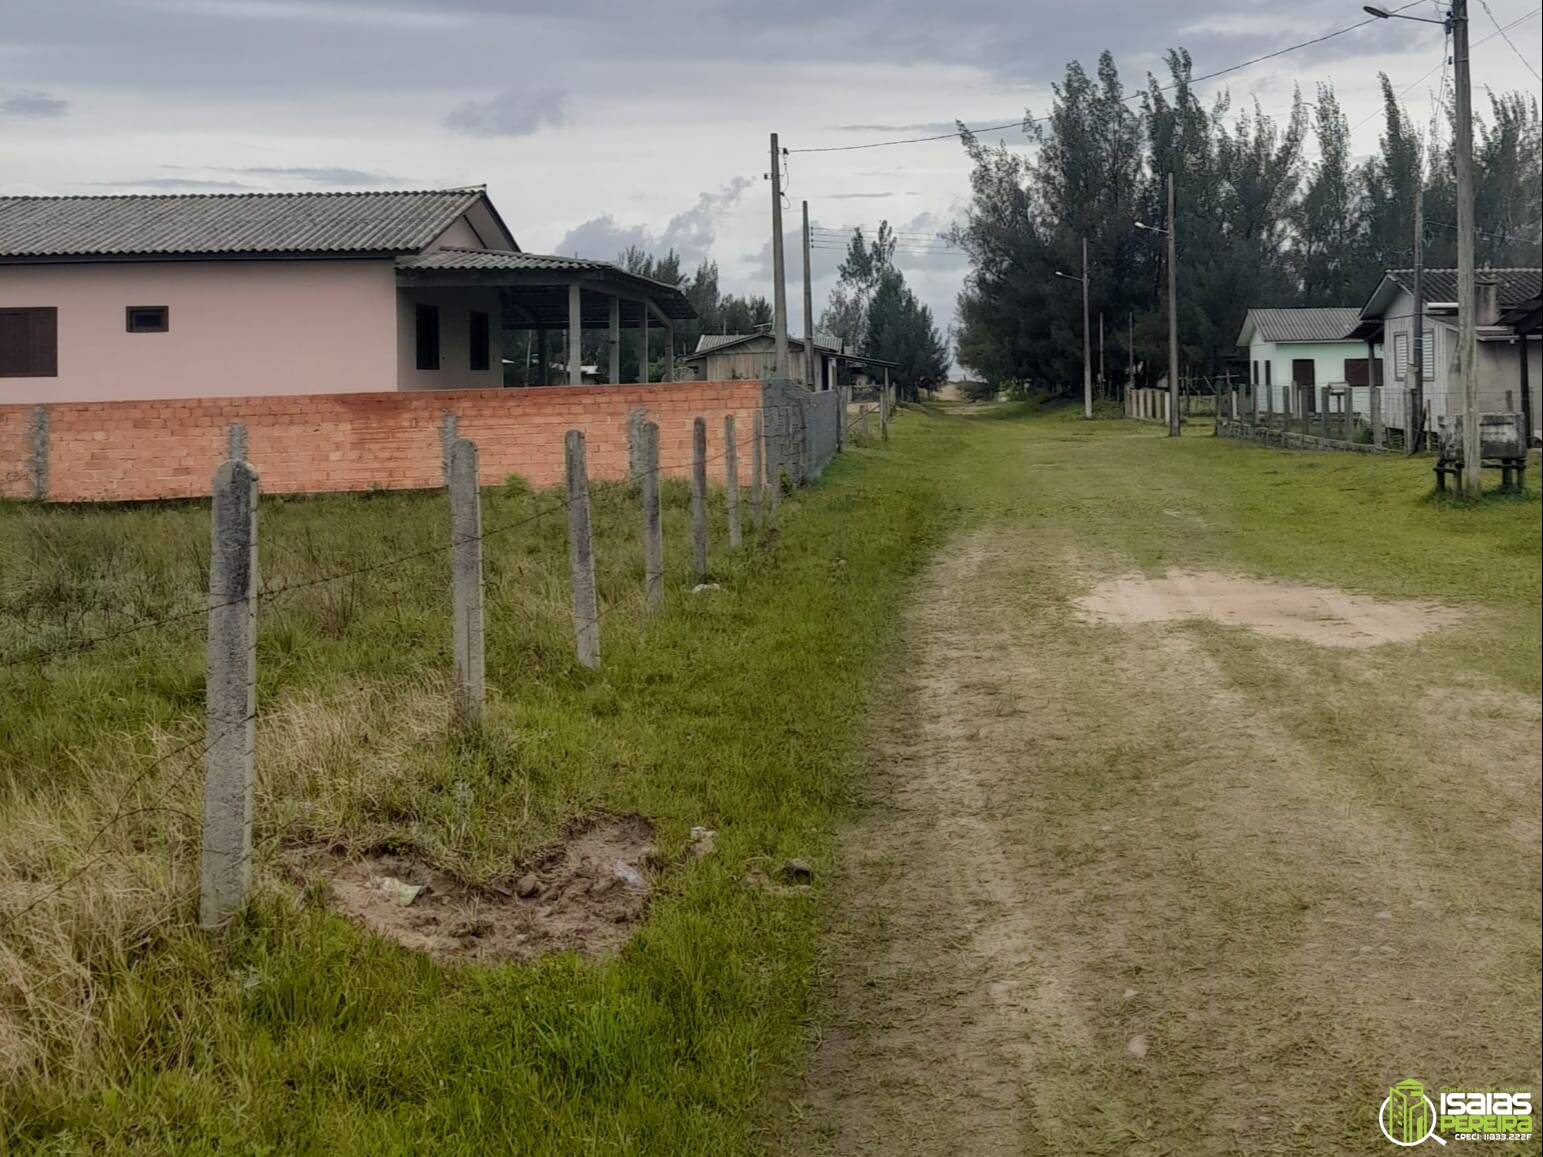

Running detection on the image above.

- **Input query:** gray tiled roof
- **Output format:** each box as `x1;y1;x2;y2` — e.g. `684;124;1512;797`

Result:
1241;307;1363;344
1387;267;1542;306
0;189;486;258
694;333;752;352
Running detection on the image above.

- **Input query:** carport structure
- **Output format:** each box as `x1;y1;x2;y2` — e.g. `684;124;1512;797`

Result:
395;248;696;385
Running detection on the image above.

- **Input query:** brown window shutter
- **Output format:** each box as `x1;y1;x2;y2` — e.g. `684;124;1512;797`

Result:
32;308;57;377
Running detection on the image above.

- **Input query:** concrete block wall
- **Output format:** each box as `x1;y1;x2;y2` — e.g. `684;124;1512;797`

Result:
0;381;766;503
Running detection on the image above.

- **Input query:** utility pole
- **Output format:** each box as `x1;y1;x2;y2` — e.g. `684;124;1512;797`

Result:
1127;310;1135;405
802;200;815;389
769;133;790;379
1167;171;1180;438
1081;236;1092;419
1451;0;1480;495
1409;177;1426;456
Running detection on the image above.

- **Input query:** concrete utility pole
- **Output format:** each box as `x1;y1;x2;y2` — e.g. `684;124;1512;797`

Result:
1166;172;1180;438
1098;312;1105;398
1081;237;1093;418
1127;310;1135;401
1409;177;1426;455
802;200;816;388
1452;0;1480;495
770;133;790;378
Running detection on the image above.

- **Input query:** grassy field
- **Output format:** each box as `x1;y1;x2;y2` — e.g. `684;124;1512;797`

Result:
0;422;959;1153
792;403;1541;1155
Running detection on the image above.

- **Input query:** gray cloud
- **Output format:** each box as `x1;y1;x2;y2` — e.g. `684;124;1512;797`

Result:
445;86;567;137
553;177;755;266
825;192;920;200
1;89;68;117
232;165;404;185
90;177;257;190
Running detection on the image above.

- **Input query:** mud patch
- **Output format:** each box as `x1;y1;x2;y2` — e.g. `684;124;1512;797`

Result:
300;814;656;962
1075;569;1461;648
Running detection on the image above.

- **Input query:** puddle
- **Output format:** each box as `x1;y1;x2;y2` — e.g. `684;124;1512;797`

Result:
1074;570;1462;648
300;814;656;963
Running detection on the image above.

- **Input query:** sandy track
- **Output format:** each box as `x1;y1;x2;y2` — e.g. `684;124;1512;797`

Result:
790;525;1541;1155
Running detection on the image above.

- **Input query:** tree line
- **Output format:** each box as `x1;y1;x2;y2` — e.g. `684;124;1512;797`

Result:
952;49;1543;392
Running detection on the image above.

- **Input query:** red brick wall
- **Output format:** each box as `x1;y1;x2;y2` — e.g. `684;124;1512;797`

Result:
0;381;765;503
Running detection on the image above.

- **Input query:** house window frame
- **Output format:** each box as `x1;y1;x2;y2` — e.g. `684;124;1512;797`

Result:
125;305;169;333
0;306;59;378
1393;332;1409;381
415;303;441;371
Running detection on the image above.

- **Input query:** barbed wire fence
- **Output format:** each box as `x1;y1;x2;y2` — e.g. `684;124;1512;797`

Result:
0;396;848;936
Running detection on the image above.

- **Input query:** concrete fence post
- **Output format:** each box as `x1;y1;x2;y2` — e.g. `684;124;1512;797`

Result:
29;405;48;501
691;417;709;577
200;458;259;930
1371;385;1384;448
724;414;742;550
640;421;663;610
227;422;247;462
766;407;782;526
627;407;647;484
564;430;600;669
1319;385;1331;441
751;409;765;531
880;388;890;443
448;438;485;726
439;411;458;483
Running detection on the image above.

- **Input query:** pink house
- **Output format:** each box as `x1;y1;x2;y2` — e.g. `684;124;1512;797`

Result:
0;187;694;404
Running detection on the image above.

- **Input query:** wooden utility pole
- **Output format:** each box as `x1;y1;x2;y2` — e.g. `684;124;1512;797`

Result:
1167;171;1180;438
1081;236;1092;419
1098;312;1106;398
802;200;816;389
770;133;790;379
1452;0;1480;495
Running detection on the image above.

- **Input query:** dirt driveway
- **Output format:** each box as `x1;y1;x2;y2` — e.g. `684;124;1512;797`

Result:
788;414;1542;1155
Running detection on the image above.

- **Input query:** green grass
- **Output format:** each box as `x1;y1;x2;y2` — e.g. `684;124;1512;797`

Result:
0;422;960;1153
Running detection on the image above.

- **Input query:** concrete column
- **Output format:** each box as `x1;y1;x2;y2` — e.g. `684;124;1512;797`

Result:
1371;385;1384;448
30;405;47;501
564;430;599;668
227;422;247;462
664;319;675;383
640;421;663;610
607;295;621;384
1320;385;1331;440
627;408;647;482
690;417;708;577
447;438;485;725
724;414;742;550
636;298;649;383
568;283;583;386
439;411;458;483
200;459;259;930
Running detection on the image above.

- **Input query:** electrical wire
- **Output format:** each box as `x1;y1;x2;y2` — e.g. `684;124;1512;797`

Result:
1477;0;1542;80
787;0;1429;154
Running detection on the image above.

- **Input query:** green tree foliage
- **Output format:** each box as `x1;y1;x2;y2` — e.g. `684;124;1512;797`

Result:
952;50;1542;392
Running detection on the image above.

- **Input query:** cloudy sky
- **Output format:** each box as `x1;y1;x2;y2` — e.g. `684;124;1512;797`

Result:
3;0;1539;355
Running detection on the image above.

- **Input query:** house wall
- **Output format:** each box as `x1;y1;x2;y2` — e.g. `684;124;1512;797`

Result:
1247;338;1376;413
395;285;504;391
0;379;766;502
0;259;399;404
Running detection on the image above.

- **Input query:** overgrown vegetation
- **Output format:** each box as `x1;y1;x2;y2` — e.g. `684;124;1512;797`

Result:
0;425;957;1153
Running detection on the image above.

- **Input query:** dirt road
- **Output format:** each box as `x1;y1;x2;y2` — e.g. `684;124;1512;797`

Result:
789;410;1542;1155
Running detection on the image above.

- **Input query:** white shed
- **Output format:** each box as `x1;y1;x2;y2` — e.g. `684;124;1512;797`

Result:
1235;308;1374;416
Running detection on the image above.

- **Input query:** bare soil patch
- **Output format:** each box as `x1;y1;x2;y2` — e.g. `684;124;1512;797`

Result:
1075;569;1462;648
296;814;656;963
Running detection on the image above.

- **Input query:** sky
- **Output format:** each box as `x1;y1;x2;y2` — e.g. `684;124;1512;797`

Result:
3;0;1539;367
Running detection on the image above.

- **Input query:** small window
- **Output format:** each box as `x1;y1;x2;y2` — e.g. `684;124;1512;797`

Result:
126;305;169;333
1252;360;1259;385
0;307;58;377
1264;362;1271;386
1393;332;1409;381
1421;329;1435;378
469;310;490;372
415;303;440;371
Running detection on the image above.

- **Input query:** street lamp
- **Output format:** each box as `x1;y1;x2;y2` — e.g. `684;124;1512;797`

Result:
1366;0;1478;494
1054;237;1093;419
1135;171;1181;437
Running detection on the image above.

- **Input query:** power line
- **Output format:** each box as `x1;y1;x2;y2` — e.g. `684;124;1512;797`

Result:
787;0;1428;154
1478;0;1542;79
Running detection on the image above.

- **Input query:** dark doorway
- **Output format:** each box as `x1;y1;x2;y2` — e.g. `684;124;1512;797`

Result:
1293;359;1317;412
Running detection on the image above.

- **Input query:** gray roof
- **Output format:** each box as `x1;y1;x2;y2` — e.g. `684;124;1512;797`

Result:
397;248;696;320
694;333;754;353
1387;267;1542;305
397;248;613;274
0;189;489;259
1239;307;1363;345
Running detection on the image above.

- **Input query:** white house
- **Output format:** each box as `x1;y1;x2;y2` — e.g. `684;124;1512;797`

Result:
1234;307;1374;416
1352;268;1541;440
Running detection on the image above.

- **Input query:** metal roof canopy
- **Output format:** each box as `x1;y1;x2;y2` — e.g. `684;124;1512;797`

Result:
395;250;695;328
